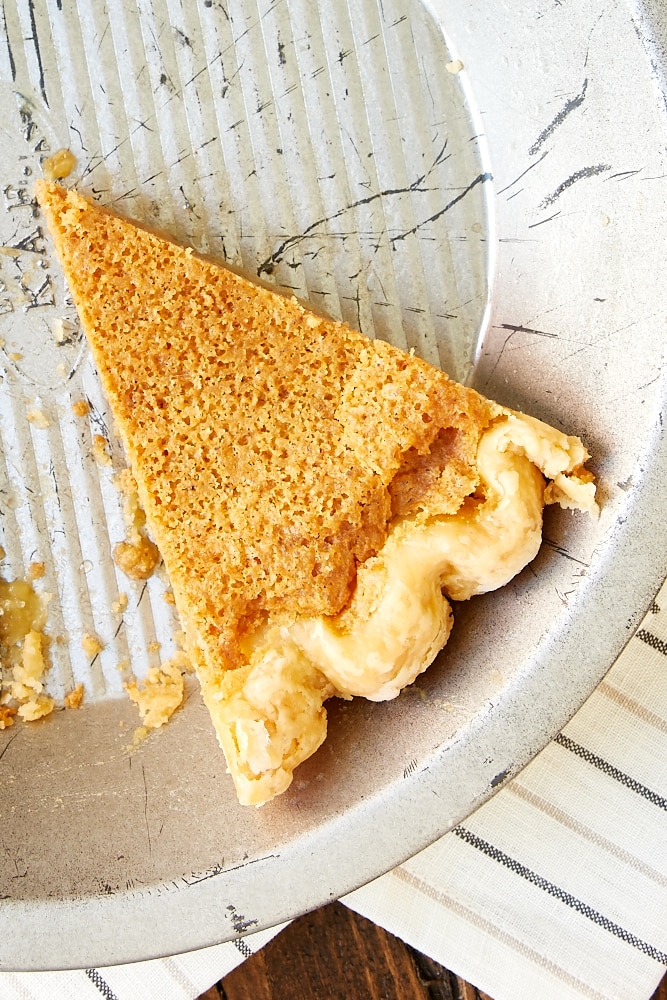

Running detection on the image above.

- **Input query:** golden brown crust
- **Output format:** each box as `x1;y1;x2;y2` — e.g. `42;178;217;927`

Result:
35;180;494;671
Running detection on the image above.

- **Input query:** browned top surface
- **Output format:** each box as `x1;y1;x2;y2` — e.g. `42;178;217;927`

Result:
36;180;492;672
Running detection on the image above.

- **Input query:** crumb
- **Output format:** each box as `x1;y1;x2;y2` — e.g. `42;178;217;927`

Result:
10;630;54;722
0;705;16;729
28;562;45;581
81;632;103;659
9;352;23;362
18;693;55;721
125;656;185;729
111;592;128;615
163;589;176;605
113;537;160;580
9;681;34;702
26;408;50;429
72;399;90;417
112;468;161;579
91;434;112;467
42;148;77;182
16;629;47;686
446;59;464;74
64;683;84;709
0;575;56;725
148;640;161;654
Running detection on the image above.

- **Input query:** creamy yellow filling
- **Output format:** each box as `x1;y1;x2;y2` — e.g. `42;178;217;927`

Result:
202;411;597;805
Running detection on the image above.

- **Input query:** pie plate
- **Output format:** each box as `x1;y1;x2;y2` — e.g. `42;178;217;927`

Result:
0;0;666;971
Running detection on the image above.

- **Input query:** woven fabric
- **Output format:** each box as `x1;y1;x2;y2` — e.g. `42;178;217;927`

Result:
0;925;286;1000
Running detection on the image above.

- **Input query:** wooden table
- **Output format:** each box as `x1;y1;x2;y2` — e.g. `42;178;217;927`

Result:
197;903;667;1000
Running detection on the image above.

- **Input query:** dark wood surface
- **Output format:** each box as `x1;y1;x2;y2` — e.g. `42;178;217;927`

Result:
196;902;667;1000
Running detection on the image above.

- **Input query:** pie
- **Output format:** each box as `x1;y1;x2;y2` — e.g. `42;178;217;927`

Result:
35;180;597;805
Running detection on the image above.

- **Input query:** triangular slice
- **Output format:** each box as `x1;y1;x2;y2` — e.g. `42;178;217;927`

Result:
35;180;596;805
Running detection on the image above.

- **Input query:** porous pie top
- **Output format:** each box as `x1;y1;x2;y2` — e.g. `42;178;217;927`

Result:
35;180;493;675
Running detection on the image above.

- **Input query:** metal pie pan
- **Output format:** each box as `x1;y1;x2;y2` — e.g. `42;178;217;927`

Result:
0;0;665;971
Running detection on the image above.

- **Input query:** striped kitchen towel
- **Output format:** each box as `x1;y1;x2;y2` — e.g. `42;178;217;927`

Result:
0;925;287;1000
2;577;666;1000
347;577;667;1000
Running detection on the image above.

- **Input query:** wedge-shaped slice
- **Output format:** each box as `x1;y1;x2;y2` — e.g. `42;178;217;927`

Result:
36;180;597;805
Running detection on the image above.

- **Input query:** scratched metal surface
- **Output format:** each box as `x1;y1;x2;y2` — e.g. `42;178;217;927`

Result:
0;0;666;972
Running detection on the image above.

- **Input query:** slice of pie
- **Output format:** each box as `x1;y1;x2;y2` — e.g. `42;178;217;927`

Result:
35;179;597;805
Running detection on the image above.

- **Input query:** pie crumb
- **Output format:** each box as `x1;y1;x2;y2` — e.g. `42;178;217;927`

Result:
81;632;103;659
72;399;90;417
112;469;161;579
0;705;16;729
28;562;46;581
18;693;55;721
125;655;185;730
113;537;160;580
42;148;77;182
64;683;84;709
111;592;128;615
